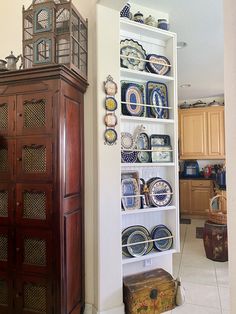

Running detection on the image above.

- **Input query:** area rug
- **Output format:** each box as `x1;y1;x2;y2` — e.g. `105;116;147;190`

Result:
180;218;191;224
196;227;204;239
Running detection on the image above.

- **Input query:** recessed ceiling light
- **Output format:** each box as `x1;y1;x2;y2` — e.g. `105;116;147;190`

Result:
180;84;191;88
177;41;187;49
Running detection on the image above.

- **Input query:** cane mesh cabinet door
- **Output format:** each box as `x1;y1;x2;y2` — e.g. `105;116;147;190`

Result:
16;184;52;228
16;93;53;136
15;275;52;314
0;96;15;137
0;65;87;314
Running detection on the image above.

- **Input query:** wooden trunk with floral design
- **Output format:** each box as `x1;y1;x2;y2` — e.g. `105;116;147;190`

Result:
123;269;176;314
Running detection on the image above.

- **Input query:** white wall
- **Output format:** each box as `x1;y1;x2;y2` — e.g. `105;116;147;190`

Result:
224;0;236;313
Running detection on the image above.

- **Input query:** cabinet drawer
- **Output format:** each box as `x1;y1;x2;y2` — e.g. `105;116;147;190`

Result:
191;180;212;188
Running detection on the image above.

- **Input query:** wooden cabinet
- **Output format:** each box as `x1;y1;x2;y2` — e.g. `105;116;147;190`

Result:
179;180;191;213
180;179;214;217
0;65;87;314
179;107;225;159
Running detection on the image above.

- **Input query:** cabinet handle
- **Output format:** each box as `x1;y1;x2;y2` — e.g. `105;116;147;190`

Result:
16;248;20;252
17;157;22;161
16;202;20;206
16;293;22;298
17;113;22;117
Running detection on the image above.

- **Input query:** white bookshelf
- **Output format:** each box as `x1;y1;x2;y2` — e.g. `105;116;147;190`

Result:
120;19;180;272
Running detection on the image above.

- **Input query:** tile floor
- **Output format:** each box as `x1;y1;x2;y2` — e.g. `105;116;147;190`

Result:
167;219;230;314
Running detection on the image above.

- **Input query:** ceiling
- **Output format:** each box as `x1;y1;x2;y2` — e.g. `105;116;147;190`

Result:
133;0;224;100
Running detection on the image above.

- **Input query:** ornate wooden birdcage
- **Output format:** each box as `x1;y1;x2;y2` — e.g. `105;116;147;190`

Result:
22;0;88;79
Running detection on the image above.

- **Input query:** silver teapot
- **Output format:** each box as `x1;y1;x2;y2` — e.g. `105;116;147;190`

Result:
5;51;22;70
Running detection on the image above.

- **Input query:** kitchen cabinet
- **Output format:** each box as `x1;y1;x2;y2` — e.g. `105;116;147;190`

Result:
180;179;214;217
179;107;225;159
179;180;191;213
0;65;87;314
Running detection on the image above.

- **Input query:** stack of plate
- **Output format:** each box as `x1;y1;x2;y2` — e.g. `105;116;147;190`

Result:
121;132;138;163
151;225;173;251
122;225;153;257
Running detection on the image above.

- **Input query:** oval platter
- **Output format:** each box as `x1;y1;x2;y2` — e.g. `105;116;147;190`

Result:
146;81;168;119
120;39;147;71
146;54;171;75
122;83;144;116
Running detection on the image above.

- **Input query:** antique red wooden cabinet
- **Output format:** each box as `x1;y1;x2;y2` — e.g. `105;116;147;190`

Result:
0;65;87;314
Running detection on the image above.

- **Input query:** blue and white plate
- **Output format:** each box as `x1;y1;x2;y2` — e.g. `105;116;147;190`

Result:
146;54;171;75
137;132;150;163
121;178;140;210
120;39;147;71
151;225;173;251
148;178;172;207
146;81;169;119
127;230;149;257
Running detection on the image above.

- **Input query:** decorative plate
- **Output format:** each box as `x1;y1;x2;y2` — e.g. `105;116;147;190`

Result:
151;225;173;251
151;146;173;163
137;132;150;163
145;54;171;75
127;230;149;257
146;81;169;119
104;129;117;144
120;39;147;71
121;82;145;117
150;134;171;146
122;225;151;257
105;97;118;111
104;114;117;127
121;132;134;150
121;151;138;163
104;75;118;96
121;178;140;210
148;178;172;207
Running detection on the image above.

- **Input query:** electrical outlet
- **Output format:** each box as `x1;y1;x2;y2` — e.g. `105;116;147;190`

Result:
144;259;152;267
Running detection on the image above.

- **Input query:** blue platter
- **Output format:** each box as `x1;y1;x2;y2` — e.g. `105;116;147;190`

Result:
121;82;145;117
146;81;169;119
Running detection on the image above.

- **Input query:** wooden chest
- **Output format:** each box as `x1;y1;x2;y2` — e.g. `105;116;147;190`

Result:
203;221;228;262
123;269;176;314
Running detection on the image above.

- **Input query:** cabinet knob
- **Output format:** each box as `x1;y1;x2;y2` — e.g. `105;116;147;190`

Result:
16;202;20;206
16;293;22;298
17;113;22;117
17;157;22;161
16;248;20;252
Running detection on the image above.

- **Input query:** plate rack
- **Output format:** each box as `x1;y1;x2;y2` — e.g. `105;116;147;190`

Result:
120;18;179;276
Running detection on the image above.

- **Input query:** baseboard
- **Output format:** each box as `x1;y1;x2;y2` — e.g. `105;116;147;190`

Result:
85;303;124;314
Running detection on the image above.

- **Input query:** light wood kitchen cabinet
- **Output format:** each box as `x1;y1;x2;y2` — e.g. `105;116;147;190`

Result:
180;179;214;217
179;107;225;159
179;180;191;213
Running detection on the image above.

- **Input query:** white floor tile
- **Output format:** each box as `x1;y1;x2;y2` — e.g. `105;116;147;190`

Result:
215;262;229;287
179;265;217;285
182;281;221;308
181;252;215;269
172;303;221;314
219;286;230;310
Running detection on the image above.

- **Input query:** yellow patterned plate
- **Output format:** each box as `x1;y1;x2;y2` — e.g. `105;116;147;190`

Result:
105;97;118;111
